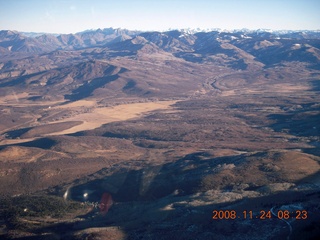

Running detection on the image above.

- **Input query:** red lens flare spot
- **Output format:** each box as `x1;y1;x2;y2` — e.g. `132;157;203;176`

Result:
100;192;113;215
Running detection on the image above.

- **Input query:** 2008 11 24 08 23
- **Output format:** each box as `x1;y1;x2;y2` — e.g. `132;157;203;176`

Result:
212;210;308;220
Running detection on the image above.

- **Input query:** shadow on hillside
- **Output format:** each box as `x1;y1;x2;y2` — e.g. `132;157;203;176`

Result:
0;137;56;150
0;72;44;88
8;176;320;240
268;110;320;137
267;102;320;157
65;74;119;101
3;127;32;139
309;79;320;91
4;154;320;240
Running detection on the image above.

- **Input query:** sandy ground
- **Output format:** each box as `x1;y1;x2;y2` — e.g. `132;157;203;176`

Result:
49;100;177;135
0;100;177;145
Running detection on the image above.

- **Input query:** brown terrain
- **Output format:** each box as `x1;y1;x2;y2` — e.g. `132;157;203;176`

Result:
0;29;319;239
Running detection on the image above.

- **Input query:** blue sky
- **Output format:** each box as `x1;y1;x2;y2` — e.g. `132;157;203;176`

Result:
0;0;319;33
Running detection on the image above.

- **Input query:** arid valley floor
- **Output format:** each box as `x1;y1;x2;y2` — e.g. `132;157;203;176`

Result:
0;29;319;239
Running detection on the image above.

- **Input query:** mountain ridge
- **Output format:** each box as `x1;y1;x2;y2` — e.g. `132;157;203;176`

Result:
1;28;319;70
1;28;320;53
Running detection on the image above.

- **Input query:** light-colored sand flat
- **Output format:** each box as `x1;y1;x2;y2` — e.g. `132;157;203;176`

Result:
48;100;177;135
0;100;177;145
221;90;236;96
0;100;178;145
268;84;310;92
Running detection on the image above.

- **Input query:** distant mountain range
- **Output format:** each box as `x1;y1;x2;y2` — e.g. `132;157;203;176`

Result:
0;28;140;53
0;27;319;103
0;28;319;70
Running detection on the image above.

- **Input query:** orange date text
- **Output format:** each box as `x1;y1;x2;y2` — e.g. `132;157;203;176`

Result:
212;210;308;220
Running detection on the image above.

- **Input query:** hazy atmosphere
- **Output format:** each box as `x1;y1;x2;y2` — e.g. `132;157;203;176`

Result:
1;0;320;239
1;0;320;33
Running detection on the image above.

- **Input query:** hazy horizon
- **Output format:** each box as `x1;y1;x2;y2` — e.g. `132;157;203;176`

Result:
3;26;320;36
1;0;320;34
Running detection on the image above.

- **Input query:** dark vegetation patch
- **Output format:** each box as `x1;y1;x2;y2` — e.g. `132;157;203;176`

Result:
0;195;82;231
4;127;32;139
3;121;82;139
228;58;248;70
269;106;320;138
0;195;81;218
11;138;56;150
27;96;42;101
122;79;136;90
309;79;320;91
101;121;190;142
